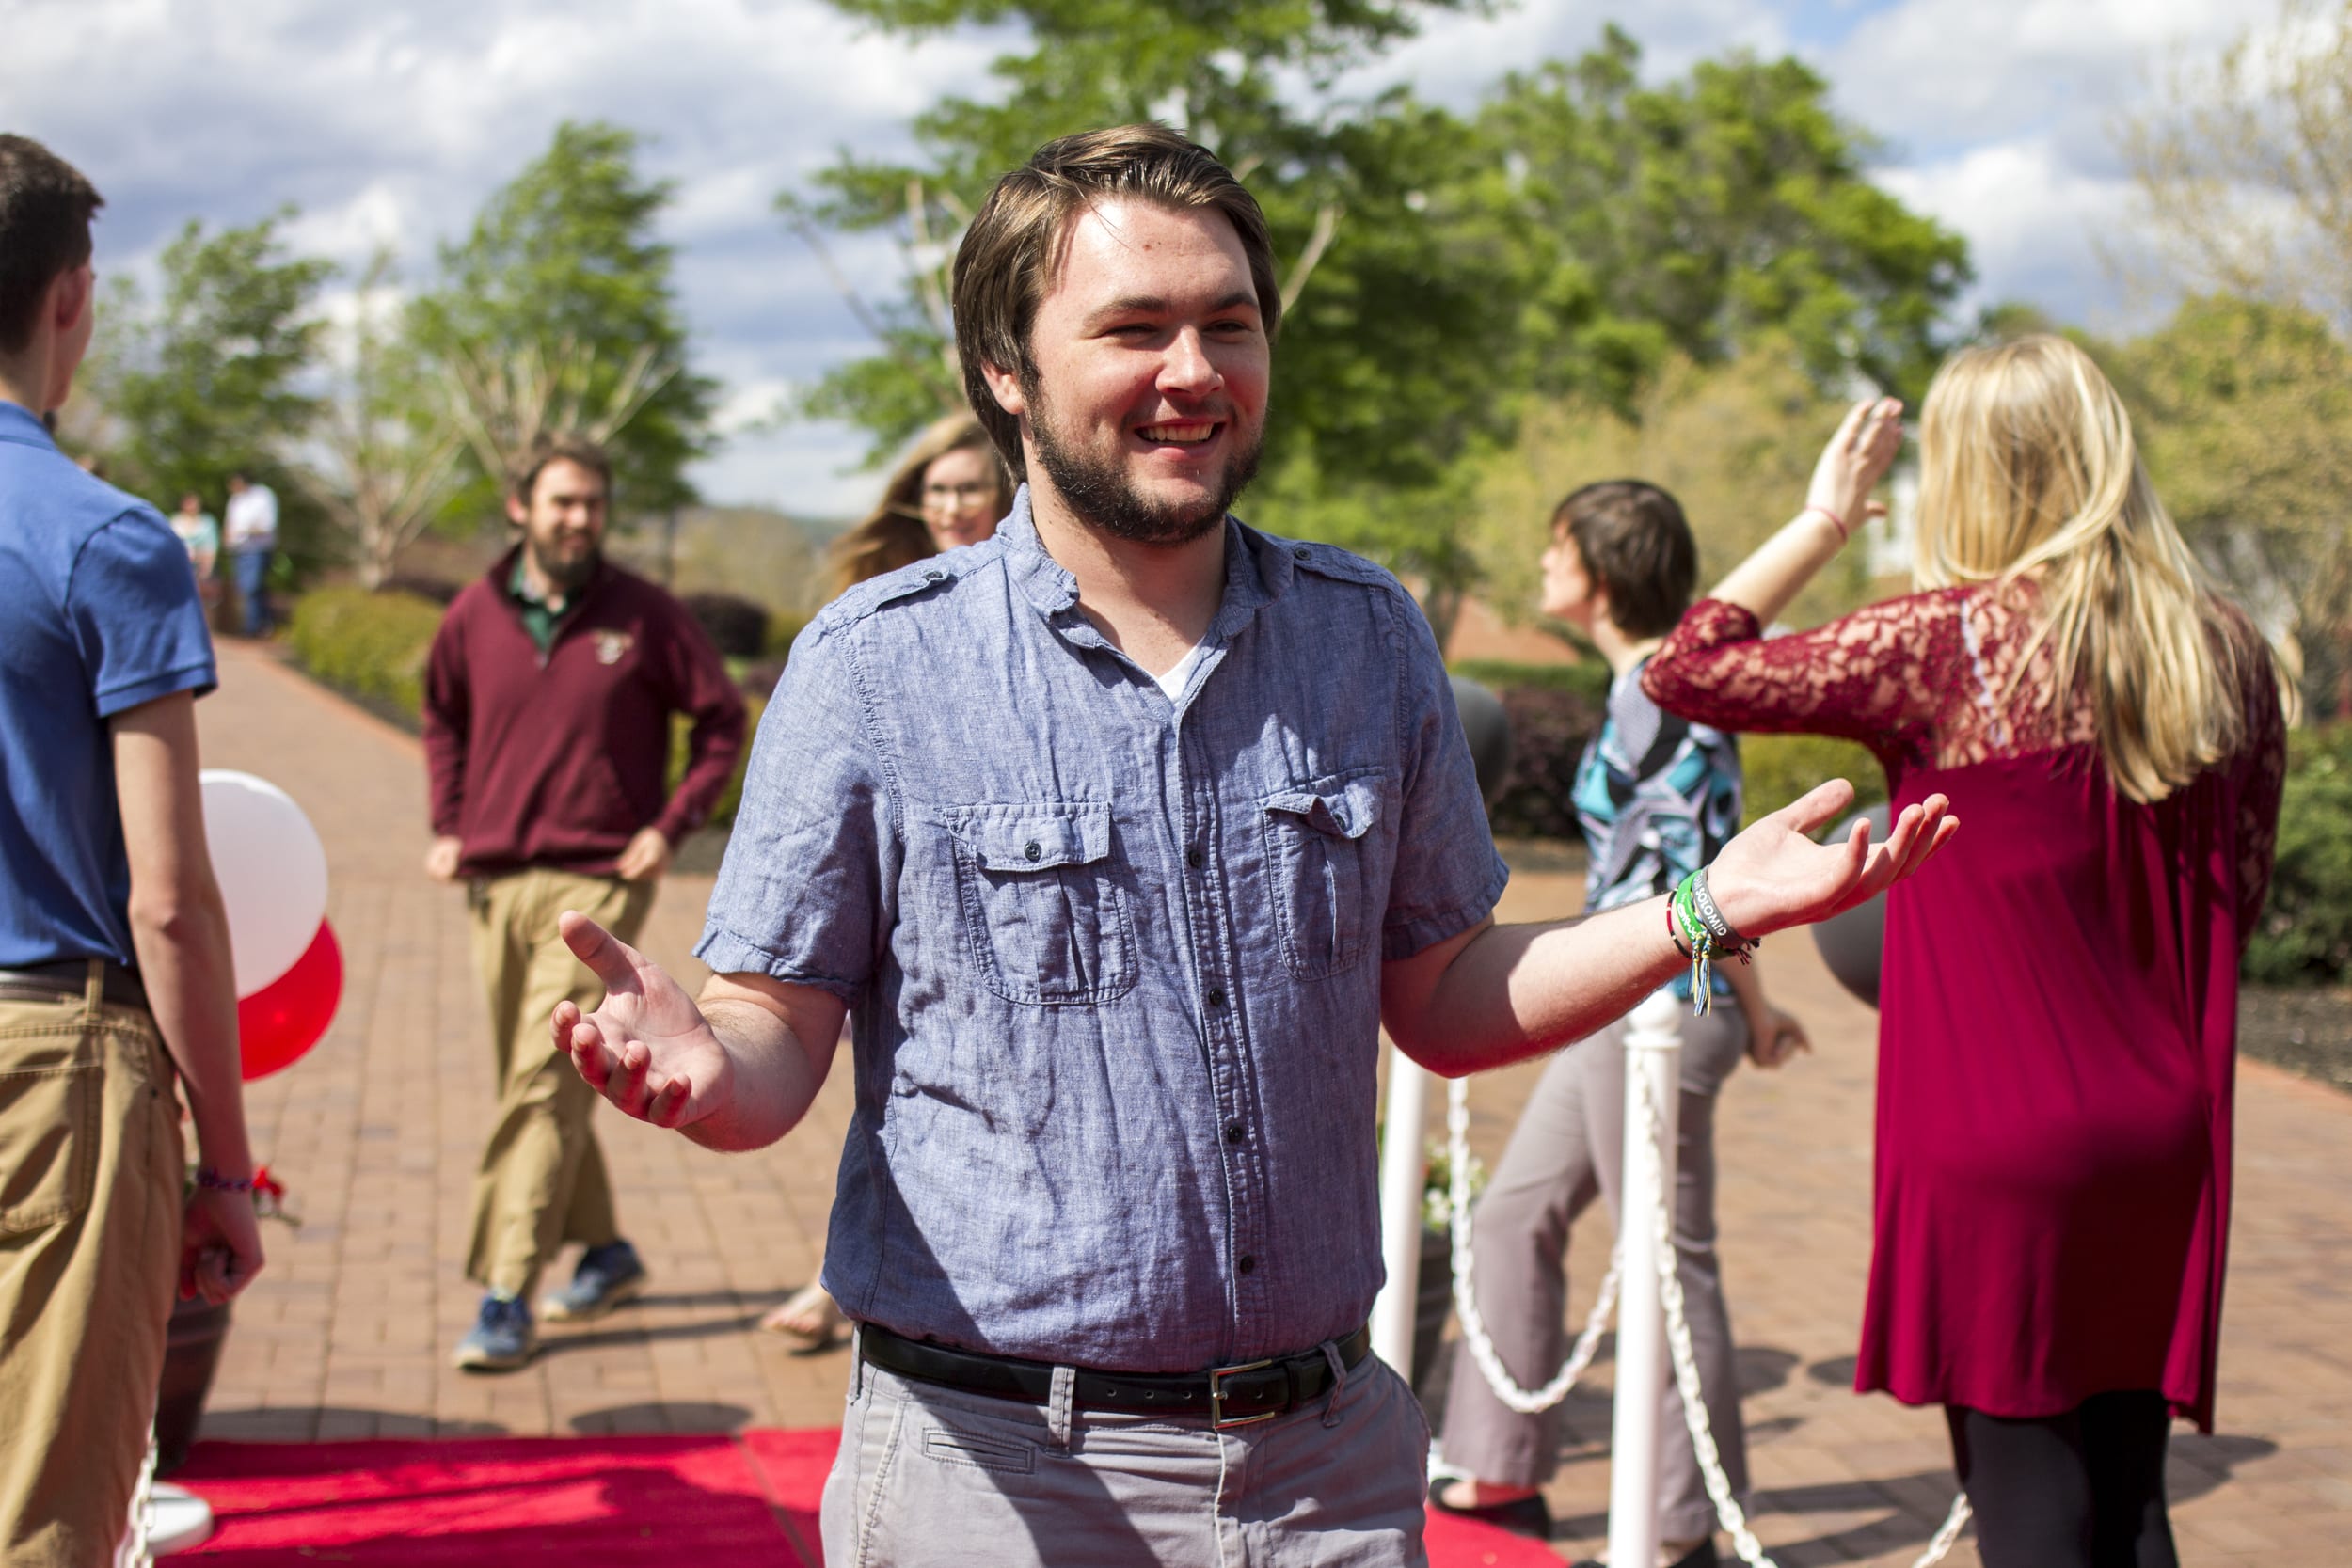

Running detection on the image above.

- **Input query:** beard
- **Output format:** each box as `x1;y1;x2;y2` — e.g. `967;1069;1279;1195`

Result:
527;534;600;594
1025;375;1263;546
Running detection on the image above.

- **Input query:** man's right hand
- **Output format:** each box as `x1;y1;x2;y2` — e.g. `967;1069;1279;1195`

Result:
423;835;465;881
552;911;734;1129
181;1185;265;1306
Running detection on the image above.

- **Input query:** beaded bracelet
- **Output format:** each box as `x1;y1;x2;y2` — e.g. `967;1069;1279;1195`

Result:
194;1166;255;1194
1667;866;1758;1017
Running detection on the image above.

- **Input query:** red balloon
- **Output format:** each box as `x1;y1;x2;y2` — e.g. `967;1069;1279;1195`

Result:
238;920;342;1080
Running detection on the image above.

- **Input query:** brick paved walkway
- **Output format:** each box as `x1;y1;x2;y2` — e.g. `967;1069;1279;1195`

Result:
194;640;2352;1565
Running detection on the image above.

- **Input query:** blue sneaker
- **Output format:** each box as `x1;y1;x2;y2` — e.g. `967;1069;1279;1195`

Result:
538;1240;648;1323
453;1293;535;1371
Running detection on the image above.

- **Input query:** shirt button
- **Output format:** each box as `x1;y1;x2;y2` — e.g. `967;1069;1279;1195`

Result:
1186;847;1204;870
1224;1120;1244;1145
1206;987;1226;1008
1024;841;1041;862
1292;546;1311;561
1237;1254;1257;1275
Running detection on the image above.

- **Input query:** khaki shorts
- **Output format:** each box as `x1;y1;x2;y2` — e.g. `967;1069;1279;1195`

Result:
0;967;183;1568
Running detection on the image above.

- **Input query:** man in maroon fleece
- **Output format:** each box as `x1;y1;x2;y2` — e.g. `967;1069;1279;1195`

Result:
422;435;746;1370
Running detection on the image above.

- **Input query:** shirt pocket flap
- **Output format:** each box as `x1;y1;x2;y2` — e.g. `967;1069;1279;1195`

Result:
946;802;1113;872
1263;776;1383;840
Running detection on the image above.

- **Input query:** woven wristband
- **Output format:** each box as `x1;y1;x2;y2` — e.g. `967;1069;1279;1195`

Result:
195;1167;254;1194
1688;866;1748;950
1803;504;1850;542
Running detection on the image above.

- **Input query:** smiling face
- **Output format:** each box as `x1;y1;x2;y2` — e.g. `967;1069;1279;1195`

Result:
984;197;1270;546
507;456;608;592
918;444;1004;552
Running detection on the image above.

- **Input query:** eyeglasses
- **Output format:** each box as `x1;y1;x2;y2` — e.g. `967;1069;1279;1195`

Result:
922;482;995;507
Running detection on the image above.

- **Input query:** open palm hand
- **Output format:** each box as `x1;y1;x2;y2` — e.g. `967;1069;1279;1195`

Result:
1708;779;1956;939
551;911;733;1129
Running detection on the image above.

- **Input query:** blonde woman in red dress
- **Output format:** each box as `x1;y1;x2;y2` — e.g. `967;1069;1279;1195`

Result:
1642;335;2288;1568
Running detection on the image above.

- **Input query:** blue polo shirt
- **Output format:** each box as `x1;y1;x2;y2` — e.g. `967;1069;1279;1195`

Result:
0;400;216;968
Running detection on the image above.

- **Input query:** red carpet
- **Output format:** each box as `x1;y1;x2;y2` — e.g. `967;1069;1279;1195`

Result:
174;1430;1558;1565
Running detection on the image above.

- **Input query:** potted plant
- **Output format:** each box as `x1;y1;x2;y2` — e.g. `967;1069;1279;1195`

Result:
156;1166;295;1475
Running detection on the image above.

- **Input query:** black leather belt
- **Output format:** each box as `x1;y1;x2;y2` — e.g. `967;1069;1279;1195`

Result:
0;959;148;1009
859;1322;1375;1430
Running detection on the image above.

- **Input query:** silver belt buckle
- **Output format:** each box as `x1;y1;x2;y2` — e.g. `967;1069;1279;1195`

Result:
1208;1357;1279;1430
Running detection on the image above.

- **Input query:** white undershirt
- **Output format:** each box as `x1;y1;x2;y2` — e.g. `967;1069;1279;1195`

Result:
1152;641;1210;702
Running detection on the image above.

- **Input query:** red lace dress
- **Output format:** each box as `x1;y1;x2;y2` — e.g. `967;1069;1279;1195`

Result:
1644;587;2285;1431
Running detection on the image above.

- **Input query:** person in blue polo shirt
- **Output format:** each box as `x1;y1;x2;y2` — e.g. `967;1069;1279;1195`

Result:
0;135;263;1567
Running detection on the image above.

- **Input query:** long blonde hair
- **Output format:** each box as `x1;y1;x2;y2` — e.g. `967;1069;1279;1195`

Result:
825;412;1010;597
1912;335;2280;803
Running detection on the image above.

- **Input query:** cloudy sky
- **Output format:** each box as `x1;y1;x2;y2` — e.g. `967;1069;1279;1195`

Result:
6;0;2249;515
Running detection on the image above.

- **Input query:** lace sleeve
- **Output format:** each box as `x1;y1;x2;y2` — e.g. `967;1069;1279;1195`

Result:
1642;594;1962;770
2232;650;2288;951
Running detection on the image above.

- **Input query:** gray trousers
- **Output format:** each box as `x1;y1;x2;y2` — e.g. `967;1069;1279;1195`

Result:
823;1329;1432;1566
1438;1006;1752;1541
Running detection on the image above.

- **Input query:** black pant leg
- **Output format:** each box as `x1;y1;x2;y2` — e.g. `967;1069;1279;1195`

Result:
2080;1390;2178;1568
1946;1402;2095;1568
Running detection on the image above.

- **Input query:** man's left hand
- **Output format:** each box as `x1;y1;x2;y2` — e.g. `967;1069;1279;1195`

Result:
1708;779;1955;939
616;826;672;882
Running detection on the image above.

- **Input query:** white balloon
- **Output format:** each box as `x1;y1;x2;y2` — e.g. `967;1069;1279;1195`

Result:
199;769;330;997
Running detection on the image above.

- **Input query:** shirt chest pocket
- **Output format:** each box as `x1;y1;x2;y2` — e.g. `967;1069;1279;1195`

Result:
943;802;1136;1006
1262;770;1389;980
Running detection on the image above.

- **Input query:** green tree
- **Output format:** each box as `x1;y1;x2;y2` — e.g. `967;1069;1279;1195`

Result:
413;120;715;515
1481;28;1971;410
96;211;331;541
2106;294;2352;712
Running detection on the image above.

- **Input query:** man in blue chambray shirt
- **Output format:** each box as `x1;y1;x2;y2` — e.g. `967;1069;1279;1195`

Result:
550;125;1954;1566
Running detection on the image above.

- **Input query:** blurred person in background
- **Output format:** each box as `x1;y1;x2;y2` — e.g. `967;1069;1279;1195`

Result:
222;470;278;637
421;435;746;1372
763;410;1012;1351
1432;480;1805;1566
169;490;221;612
1644;341;2289;1568
0;133;262;1568
822;411;1012;599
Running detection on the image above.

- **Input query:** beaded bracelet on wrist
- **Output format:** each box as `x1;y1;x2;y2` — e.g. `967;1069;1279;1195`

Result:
194;1166;255;1194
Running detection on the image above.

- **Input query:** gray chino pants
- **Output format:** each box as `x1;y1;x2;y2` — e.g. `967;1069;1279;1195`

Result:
823;1328;1432;1566
1437;1006;1751;1542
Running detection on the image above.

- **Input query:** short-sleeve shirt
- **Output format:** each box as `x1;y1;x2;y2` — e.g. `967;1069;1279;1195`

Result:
0;401;217;968
698;489;1507;1372
1572;658;1742;997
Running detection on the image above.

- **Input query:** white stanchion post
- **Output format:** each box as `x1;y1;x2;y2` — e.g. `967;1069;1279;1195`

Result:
1372;1043;1430;1375
1607;989;1685;1568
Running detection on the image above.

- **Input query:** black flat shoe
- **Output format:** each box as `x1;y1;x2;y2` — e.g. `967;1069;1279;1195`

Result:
1569;1537;1719;1568
1427;1475;1553;1539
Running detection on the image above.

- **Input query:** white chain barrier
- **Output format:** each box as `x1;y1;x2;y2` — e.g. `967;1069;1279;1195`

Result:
113;1427;157;1568
1441;1037;1972;1568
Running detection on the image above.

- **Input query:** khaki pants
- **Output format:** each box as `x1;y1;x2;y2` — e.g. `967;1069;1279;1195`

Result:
0;967;183;1568
466;868;653;1301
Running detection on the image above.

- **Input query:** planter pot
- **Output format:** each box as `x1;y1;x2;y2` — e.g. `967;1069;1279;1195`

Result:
1410;1223;1454;1392
155;1298;231;1477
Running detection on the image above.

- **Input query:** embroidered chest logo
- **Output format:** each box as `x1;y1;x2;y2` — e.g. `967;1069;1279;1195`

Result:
593;631;634;666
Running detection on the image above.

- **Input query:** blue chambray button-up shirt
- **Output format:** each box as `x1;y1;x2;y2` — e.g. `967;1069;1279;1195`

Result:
696;489;1507;1373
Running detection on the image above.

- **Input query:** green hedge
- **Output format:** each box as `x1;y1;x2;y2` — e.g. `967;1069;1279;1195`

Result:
286;586;442;724
289;586;763;830
1739;733;1889;828
2248;723;2352;985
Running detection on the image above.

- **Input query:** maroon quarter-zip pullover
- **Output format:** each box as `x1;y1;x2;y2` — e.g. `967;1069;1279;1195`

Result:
422;548;748;878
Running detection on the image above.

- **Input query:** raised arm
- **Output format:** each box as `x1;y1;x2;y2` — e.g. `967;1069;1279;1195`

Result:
1383;778;1954;1076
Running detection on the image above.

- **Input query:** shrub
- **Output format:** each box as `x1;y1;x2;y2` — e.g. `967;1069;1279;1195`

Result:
1486;684;1604;841
668;695;767;829
1738;733;1889;828
2247;723;2352;985
376;572;463;606
286;587;443;727
764;611;811;659
682;592;770;658
1451;657;1610;705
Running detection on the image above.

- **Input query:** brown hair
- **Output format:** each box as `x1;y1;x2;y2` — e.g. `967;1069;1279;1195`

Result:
511;434;612;506
0;135;103;356
1553;481;1697;640
951;123;1280;476
825;412;1010;596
